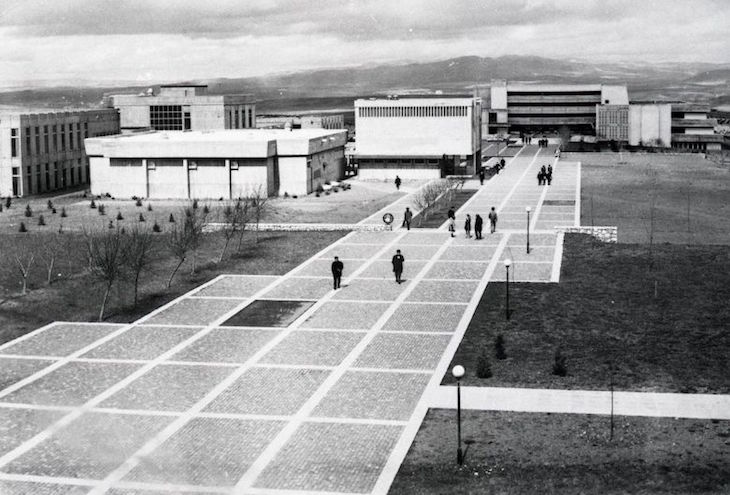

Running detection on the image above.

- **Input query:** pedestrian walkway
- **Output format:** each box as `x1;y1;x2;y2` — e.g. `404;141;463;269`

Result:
429;386;730;420
0;145;629;495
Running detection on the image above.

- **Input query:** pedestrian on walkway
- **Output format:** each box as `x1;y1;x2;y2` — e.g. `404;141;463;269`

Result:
448;207;456;221
537;170;543;186
479;168;485;185
547;164;553;185
331;256;343;290
395;175;401;191
474;214;483;239
464;214;472;238
392;249;405;284
488;207;498;233
402;207;413;230
448;217;456;237
500;158;506;171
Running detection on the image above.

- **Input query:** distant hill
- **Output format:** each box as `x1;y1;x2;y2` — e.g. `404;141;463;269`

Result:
1;55;729;112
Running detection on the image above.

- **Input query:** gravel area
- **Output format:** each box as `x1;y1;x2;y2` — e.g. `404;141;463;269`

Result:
168;327;279;364
81;326;202;361
355;332;452;370
382;303;467;333
300;301;389;330
258;330;365;367
0;357;55;390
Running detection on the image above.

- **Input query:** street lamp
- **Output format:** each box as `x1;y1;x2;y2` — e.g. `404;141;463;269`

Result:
526;206;531;254
504;259;511;320
452;365;465;465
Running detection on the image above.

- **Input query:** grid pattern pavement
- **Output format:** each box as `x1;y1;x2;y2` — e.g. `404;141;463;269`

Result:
0;145;580;494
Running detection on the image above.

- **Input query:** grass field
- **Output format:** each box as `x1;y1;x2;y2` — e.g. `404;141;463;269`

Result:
443;234;730;393
572;152;730;244
0;230;344;344
0;181;404;234
390;409;730;494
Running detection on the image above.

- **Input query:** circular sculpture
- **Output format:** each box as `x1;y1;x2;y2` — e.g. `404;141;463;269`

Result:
382;213;394;225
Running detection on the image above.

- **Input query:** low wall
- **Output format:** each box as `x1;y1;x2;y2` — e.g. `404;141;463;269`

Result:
205;222;391;233
556;225;618;243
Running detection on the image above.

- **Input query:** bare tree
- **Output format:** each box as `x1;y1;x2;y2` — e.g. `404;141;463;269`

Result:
84;227;126;321
219;200;249;262
187;207;208;274
166;207;208;286
39;231;64;286
248;186;269;243
234;198;252;253
123;225;156;306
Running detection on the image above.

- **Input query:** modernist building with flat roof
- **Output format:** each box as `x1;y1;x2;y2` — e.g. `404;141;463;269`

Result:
485;81;629;135
0;109;120;197
354;96;481;179
596;103;672;147
670;103;722;152
256;113;345;130
106;84;256;132
85;128;347;199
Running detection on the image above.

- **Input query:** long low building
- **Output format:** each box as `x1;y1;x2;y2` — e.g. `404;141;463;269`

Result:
85;128;347;199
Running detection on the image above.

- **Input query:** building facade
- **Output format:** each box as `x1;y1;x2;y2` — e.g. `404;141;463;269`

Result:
85;129;347;199
0;109;120;197
596;104;671;147
107;85;256;132
354;96;481;179
485;82;629;135
671;103;722;152
257;114;344;130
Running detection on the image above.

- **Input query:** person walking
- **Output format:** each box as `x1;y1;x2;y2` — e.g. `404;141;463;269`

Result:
479;168;485;185
474;214;483;239
402;207;413;230
394;175;401;191
464;214;472;238
391;249;405;284
331;256;343;290
547;164;553;185
537;170;543;186
488;207;498;233
448;216;456;237
448;207;456;221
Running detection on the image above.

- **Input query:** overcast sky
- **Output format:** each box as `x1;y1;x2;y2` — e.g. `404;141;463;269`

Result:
1;0;728;85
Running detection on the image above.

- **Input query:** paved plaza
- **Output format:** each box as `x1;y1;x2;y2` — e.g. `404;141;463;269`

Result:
0;146;585;494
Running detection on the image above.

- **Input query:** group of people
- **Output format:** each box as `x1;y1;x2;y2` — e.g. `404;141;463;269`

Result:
331;248;405;288
448;206;498;239
537;164;553;186
537;138;550;147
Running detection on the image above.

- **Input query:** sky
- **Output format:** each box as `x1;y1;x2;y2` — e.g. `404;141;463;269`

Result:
0;0;728;86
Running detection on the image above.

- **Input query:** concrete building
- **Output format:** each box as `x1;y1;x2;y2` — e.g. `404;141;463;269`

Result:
106;84;256;132
671;103;722;152
596;104;672;147
256;113;344;130
485;81;629;135
354;96;481;179
85;128;347;199
0;109;120;197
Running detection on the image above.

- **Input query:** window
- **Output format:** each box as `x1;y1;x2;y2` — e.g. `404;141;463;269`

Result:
110;158;143;167
45;163;50;189
150;105;183;130
35;127;40;153
11;128;19;157
43;126;49;153
25;127;31;154
190;159;224;167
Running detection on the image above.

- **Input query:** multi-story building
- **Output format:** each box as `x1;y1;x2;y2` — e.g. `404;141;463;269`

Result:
485;81;629;135
85;128;347;199
106;84;256;132
596;103;672;147
0;109;120;197
354;96;481;179
256;114;345;130
670;103;722;152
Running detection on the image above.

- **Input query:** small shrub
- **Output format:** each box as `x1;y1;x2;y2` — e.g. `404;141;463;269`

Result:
152;221;161;233
47;200;54;210
135;198;143;207
283;192;289;198
38;214;45;226
192;199;199;209
169;213;175;223
0;203;3;212
203;205;210;214
90;199;96;209
138;213;145;222
316;184;324;194
116;211;124;221
324;180;331;185
495;334;507;360
325;191;330;195
24;204;32;217
60;207;67;218
108;220;114;229
5;197;11;208
333;188;339;193
147;203;152;211
315;193;320;197
19;222;27;233
552;348;567;376
476;347;493;378
98;204;106;215
292;195;298;199
51;207;57;214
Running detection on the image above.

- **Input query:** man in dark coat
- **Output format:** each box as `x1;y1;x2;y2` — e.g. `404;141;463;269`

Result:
448;207;456;220
331;256;343;290
479;168;485;185
488;207;498;233
395;175;401;190
391;249;405;284
474;214;483;239
403;207;413;230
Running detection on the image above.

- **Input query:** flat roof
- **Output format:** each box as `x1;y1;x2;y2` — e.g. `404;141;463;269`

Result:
355;97;477;106
160;83;208;88
94;128;345;144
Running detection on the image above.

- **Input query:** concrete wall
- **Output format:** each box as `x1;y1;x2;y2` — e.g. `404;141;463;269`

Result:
278;156;308;197
629;104;671;147
357;167;440;181
89;157;147;198
556;226;618;243
490;84;508;109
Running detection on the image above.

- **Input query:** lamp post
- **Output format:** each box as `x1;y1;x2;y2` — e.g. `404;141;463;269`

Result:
504;259;511;320
526;206;531;254
452;365;465;465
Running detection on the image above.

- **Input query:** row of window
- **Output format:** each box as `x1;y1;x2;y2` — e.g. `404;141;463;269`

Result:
14;159;88;196
111;158;266;169
227;106;254;129
150;105;189;131
358;106;469;118
8;123;90;157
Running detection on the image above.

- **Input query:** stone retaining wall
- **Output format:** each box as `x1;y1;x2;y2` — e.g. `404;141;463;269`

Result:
205;222;391;233
556;226;618;243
